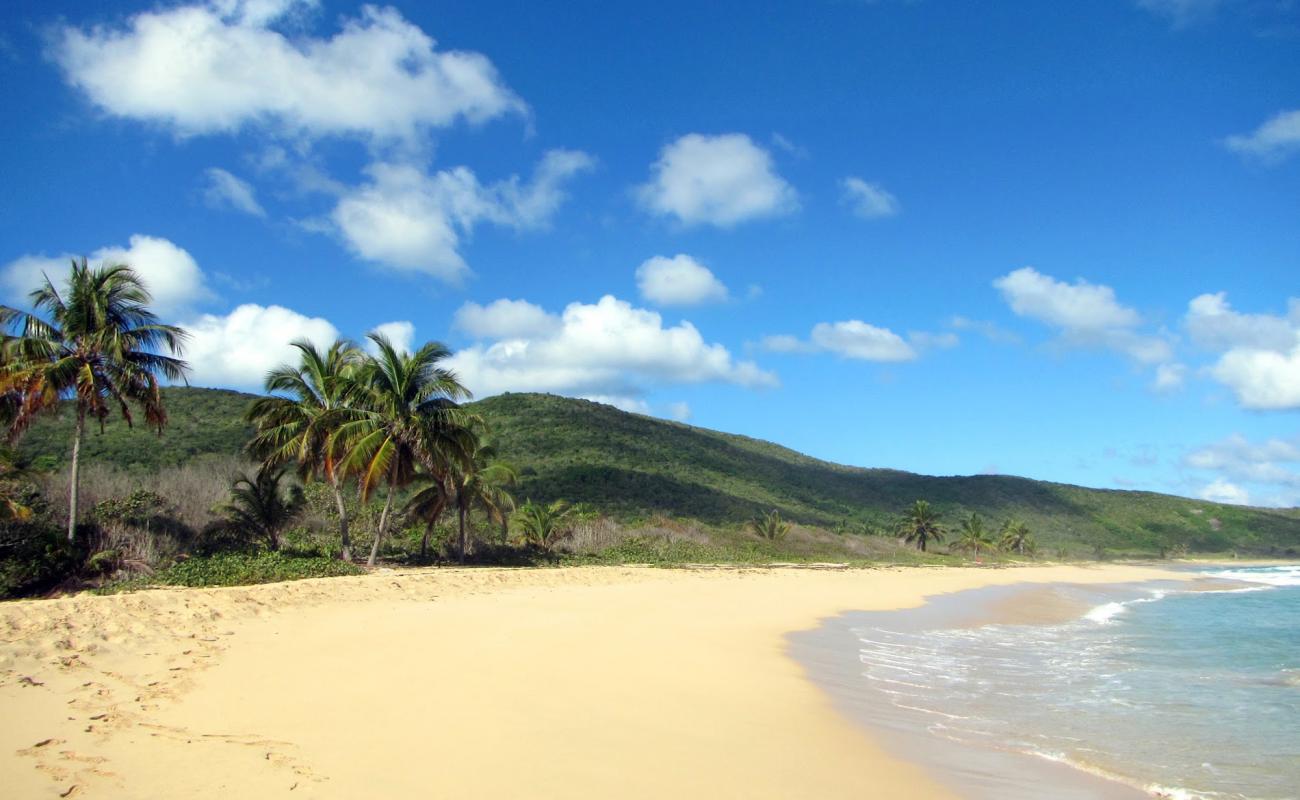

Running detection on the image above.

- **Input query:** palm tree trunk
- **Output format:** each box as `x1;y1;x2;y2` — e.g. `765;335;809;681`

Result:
366;486;395;568
67;412;85;543
330;474;352;562
458;505;468;565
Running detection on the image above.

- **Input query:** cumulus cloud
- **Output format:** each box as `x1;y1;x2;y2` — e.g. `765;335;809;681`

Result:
54;1;524;143
840;177;899;219
180;303;340;388
1183;433;1300;508
1225;109;1300;161
1153;363;1187;392
367;320;415;354
1185;292;1300;410
1197;478;1251;506
636;133;797;227
203;167;266;216
1;234;212;317
762;320;942;362
447;294;776;400
453;298;559;340
666;401;692;422
330;150;592;281
994;266;1174;366
635;254;729;306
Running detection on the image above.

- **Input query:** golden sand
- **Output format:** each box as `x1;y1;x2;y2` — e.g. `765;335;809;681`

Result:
0;563;1193;798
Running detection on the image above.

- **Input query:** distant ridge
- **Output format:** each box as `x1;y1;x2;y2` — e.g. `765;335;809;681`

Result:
20;387;1300;555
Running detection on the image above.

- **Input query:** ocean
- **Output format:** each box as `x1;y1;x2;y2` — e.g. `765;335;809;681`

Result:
848;565;1300;799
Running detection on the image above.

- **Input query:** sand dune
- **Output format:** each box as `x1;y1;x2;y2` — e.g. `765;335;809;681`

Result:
0;563;1191;798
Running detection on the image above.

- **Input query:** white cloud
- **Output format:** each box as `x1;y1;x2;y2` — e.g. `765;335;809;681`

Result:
447;294;777;399
1153;362;1187;392
368;320;415;355
1183;434;1300;508
453;298;559;340
950;316;1021;344
1225;109;1300;161
811;320;916;362
2;234;212;317
1209;345;1300;410
1186;292;1300;352
1198;479;1251;506
840;177;899;219
761;320;952;362
1137;0;1222;26
203;167;266;216
994;266;1173;365
180;303;339;388
636;133;797;227
666;401;692;422
1186;293;1300;410
331;150;592;281
54;1;524;143
635;254;728;306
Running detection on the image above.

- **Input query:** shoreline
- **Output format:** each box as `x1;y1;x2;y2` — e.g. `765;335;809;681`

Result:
1;563;1198;798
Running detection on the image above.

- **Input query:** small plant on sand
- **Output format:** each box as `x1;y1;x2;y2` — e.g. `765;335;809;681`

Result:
515;499;573;553
750;509;791;541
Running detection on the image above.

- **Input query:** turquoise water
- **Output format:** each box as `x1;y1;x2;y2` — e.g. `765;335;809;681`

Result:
852;566;1300;799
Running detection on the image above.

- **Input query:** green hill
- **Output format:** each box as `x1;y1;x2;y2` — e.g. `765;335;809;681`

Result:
19;388;1300;556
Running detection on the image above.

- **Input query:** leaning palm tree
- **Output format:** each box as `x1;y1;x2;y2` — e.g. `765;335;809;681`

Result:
247;339;364;561
751;509;791;541
954;512;994;558
219;464;305;551
514;499;572;553
448;438;518;563
334;334;473;567
999;519;1035;556
0;260;188;541
896;499;946;553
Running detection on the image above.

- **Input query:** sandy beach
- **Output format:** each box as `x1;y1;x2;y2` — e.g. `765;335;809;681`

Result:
0;563;1194;799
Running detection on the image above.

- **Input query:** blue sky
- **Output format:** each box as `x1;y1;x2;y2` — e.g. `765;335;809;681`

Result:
1;0;1298;506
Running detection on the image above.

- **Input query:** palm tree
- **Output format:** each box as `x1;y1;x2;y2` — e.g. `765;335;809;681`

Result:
334;334;473;567
514;499;572;553
219;464;305;551
896;500;946;552
247;339;363;561
0;260;188;542
999;519;1035;556
954;512;994;557
448;438;518;563
404;470;450;561
0;446;33;522
751;509;791;541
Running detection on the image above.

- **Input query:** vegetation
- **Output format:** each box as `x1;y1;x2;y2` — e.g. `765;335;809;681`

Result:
0;260;189;541
953;512;994;557
215;465;305;551
897;500;947;552
751;509;791;541
0;264;1295;600
514;499;573;553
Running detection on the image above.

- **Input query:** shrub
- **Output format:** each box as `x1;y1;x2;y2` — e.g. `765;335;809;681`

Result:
99;551;364;592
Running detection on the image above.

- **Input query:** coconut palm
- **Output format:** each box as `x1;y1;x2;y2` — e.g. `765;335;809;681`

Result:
896;500;946;552
0;260;188;541
404;470;451;561
999;519;1035;556
514;499;572;553
751;509;791;541
448;439;518;563
247;339;364;561
954;512;994;557
218;464;305;551
333;334;473;567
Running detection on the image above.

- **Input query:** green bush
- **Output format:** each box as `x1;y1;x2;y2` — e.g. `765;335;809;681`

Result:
0;522;79;598
99;552;364;592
